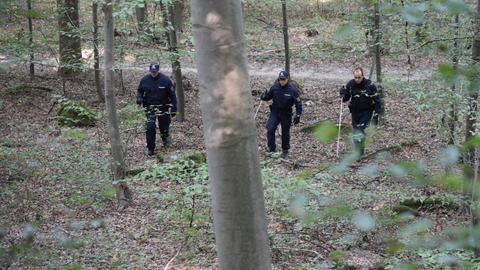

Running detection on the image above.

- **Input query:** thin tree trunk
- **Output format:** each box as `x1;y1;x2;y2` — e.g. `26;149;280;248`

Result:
167;2;185;121
400;0;413;80
449;15;460;145
57;0;82;76
281;0;290;76
191;0;272;269
374;1;382;83
92;1;104;102
27;0;34;80
103;0;131;211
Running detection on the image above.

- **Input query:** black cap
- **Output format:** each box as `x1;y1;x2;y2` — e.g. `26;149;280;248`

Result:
149;63;159;72
278;70;288;79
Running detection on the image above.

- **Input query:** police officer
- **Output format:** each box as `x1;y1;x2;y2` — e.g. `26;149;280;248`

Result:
340;67;381;156
136;63;177;156
261;70;302;158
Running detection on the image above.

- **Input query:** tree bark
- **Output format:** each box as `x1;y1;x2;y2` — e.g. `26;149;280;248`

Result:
469;0;480;256
103;0;131;211
374;1;382;83
173;0;185;41
92;1;105;102
135;0;147;32
190;0;272;269
57;0;82;76
27;0;34;80
448;15;460;145
281;0;290;76
167;2;185;121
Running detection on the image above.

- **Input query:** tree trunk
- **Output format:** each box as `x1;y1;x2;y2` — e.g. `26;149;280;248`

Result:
135;0;147;32
190;0;272;269
159;0;170;44
167;3;185;121
57;0;82;76
281;0;290;76
469;0;480;256
92;1;104;103
448;15;460;145
374;1;382;83
27;0;34;80
103;0;131;211
173;0;185;41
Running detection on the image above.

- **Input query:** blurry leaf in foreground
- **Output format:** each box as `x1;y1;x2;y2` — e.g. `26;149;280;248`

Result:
401;4;426;24
313;121;337;143
352;211;376;231
393;263;417;270
333;23;354;40
439;146;460;167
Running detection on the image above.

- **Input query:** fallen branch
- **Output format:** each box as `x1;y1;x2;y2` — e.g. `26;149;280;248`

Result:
361;139;419;160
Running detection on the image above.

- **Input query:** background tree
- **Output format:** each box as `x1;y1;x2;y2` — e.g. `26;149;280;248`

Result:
92;0;104;102
281;0;290;75
167;1;185;121
103;0;131;211
27;0;34;80
190;0;272;268
373;0;382;84
57;0;82;76
135;0;147;32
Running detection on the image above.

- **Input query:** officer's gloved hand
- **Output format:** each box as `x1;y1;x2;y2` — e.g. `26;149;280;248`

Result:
372;112;379;126
339;86;348;97
171;110;177;117
293;115;300;125
136;98;143;106
260;90;268;100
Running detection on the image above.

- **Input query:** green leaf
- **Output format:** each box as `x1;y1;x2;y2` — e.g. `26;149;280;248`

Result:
313;121;337;143
333;23;354;40
402;4;426;24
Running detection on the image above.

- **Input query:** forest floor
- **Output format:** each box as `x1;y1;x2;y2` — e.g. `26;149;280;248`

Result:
0;59;474;269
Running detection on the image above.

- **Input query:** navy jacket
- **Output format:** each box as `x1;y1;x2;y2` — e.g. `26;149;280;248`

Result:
342;78;381;114
261;81;302;116
137;73;177;112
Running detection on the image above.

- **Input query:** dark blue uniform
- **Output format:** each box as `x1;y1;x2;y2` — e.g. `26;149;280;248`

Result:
342;78;381;155
261;81;302;153
136;73;177;152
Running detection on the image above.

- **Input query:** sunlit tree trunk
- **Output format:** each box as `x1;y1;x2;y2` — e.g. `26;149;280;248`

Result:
190;0;272;268
57;0;82;76
103;0;131;211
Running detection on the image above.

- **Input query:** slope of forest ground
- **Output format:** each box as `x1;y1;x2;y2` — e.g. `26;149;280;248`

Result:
1;60;476;269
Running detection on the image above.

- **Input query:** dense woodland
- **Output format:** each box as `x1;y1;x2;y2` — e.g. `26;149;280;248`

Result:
1;0;480;269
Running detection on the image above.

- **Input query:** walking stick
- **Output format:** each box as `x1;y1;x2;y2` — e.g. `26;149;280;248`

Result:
254;100;263;120
336;98;344;158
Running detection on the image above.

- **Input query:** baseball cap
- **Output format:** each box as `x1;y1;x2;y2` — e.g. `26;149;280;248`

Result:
149;63;159;72
278;70;288;79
